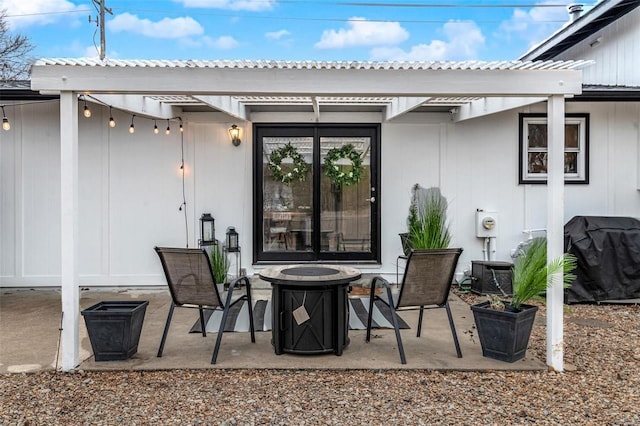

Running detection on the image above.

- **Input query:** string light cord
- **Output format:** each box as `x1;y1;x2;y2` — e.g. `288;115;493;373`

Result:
179;129;189;248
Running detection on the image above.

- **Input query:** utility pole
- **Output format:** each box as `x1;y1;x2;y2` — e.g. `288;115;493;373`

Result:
90;0;113;60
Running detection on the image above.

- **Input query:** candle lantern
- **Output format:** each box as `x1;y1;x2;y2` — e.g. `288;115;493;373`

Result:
199;213;215;246
226;227;239;252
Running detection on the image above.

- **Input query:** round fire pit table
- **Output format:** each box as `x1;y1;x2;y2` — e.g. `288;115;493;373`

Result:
259;264;361;356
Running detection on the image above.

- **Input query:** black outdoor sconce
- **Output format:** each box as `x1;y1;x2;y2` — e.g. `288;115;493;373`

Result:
226;227;239;252
199;213;215;246
228;124;241;147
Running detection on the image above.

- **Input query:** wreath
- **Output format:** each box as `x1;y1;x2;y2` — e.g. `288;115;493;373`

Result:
268;143;308;185
323;144;363;188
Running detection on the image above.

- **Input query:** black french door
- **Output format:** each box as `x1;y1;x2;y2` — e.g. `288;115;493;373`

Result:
253;124;380;263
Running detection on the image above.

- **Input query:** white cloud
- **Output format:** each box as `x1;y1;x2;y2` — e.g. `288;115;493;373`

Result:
265;29;290;41
107;13;204;39
203;35;239;49
315;17;408;49
370;20;485;61
175;0;276;12
0;0;84;29
497;0;573;47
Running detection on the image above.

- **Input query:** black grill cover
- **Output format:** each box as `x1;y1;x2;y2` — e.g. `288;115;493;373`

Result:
564;216;640;303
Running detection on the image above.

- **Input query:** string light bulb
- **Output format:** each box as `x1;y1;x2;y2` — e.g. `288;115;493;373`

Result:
179;119;184;132
165;119;171;135
83;98;91;118
153;120;159;134
1;106;10;131
129;115;135;134
108;107;115;127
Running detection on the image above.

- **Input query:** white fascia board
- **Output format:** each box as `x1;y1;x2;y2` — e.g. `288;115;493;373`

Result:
453;97;546;122
31;66;583;97
192;95;247;121
91;94;178;119
384;97;431;121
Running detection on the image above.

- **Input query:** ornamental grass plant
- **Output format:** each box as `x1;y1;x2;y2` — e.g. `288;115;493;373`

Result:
407;184;452;250
509;237;577;310
210;244;230;285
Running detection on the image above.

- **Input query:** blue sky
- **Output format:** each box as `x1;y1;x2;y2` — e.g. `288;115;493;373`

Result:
1;0;589;62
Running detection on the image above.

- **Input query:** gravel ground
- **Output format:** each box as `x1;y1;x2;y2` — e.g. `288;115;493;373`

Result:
1;291;639;425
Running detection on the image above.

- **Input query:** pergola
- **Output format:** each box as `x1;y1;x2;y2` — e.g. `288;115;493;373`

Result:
30;58;589;372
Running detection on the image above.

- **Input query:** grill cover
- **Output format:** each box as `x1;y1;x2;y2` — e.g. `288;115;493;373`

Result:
564;216;640;303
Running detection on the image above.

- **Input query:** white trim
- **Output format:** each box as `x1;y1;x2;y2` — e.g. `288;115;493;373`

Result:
546;95;565;372
60;91;79;372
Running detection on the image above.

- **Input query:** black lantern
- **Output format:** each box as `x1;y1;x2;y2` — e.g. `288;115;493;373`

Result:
226;227;239;252
199;213;215;246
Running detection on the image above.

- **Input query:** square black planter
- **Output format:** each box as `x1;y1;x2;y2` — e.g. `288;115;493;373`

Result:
81;301;148;361
471;301;538;363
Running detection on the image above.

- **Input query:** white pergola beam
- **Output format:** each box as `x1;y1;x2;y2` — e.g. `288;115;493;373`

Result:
546;94;566;372
311;96;320;121
454;97;546;122
32;66;583;97
60;91;79;372
192;95;247;121
90;94;178;119
384;97;430;121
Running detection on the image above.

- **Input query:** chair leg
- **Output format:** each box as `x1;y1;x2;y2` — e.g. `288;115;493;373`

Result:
365;280;377;342
384;283;406;365
212;278;244;364
198;307;207;337
244;278;256;343
157;302;175;358
416;306;424;337
445;302;463;358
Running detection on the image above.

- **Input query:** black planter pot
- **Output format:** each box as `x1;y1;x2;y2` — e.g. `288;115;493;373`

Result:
470;301;538;363
81;301;148;361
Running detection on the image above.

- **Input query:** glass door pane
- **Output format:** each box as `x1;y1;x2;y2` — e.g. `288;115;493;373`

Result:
262;136;313;253
319;137;371;254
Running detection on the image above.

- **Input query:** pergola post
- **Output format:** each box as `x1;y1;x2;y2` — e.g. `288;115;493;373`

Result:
60;91;80;371
546;94;565;371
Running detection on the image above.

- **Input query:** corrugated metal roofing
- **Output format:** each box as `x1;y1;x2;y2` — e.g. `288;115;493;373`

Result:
34;58;593;71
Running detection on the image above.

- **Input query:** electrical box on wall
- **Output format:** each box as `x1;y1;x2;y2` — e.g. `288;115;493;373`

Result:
476;210;498;238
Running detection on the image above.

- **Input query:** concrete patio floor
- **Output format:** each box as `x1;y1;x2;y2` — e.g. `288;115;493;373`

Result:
0;284;546;373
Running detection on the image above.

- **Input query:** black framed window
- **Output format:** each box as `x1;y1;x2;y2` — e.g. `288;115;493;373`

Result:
253;124;380;264
519;113;589;184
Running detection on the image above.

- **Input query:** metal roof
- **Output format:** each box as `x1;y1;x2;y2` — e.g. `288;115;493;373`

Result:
520;0;640;61
34;58;592;71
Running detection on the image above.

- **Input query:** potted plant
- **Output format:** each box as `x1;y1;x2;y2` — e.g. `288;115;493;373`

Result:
210;243;230;290
400;184;452;254
470;237;576;362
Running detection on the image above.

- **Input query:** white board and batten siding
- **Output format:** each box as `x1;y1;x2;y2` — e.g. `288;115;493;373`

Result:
1;101;640;287
554;6;640;87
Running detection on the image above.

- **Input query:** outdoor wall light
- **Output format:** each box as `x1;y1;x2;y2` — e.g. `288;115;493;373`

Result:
228;124;241;146
199;213;216;246
1;106;10;131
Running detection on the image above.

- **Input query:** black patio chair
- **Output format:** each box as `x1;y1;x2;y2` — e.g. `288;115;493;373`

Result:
154;246;255;364
365;248;463;364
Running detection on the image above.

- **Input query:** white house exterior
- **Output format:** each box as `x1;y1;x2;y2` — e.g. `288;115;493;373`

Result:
1;0;639;371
